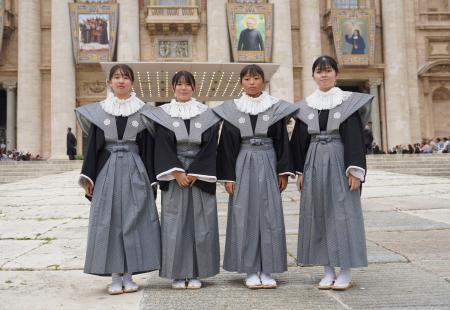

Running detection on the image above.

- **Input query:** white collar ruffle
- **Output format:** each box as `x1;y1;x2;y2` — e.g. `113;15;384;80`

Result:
161;98;207;120
100;92;145;117
305;87;352;110
234;91;279;115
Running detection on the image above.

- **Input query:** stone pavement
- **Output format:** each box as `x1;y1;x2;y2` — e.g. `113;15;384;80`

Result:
0;170;450;309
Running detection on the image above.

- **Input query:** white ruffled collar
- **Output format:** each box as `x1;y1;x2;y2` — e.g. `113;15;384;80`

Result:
234;91;279;115
161;98;207;120
305;87;352;110
100;92;145;117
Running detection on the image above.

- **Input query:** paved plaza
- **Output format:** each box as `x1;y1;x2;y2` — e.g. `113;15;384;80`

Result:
0;168;450;309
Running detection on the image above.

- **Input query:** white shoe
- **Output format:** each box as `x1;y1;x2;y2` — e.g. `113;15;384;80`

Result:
260;273;277;288
172;279;186;289
187;279;202;289
318;275;335;290
123;273;139;293
245;273;262;289
108;273;123;295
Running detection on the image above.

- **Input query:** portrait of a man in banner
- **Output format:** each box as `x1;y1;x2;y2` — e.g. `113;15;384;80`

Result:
79;14;110;52
236;14;265;51
341;21;368;55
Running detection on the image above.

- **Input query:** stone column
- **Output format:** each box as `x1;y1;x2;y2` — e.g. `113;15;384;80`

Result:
269;0;294;102
17;0;41;155
369;79;382;146
4;82;17;150
381;0;411;147
299;0;322;97
117;0;140;61
50;0;76;159
206;0;230;107
207;0;230;63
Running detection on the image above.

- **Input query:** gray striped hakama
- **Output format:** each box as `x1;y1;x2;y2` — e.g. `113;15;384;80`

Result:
75;103;161;276
160;144;220;279
224;138;287;273
296;92;373;268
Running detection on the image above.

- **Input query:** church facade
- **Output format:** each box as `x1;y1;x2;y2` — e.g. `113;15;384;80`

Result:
0;0;449;158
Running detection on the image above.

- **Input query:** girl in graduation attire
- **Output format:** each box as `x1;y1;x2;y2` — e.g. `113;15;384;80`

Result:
214;64;298;289
291;56;373;291
140;71;220;289
75;64;161;295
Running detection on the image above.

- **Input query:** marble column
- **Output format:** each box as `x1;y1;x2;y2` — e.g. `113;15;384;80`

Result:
269;0;294;102
51;0;76;159
369;79;382;146
206;0;230;107
207;0;230;63
381;0;411;147
4;81;17;150
17;0;41;155
117;0;140;61
299;0;322;98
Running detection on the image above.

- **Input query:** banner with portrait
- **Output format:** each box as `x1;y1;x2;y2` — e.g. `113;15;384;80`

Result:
69;2;118;63
227;3;274;63
331;9;375;66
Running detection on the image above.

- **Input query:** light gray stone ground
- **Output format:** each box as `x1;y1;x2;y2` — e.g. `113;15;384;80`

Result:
0;170;449;309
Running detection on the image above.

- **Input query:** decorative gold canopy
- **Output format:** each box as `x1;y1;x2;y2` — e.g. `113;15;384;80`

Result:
100;62;280;102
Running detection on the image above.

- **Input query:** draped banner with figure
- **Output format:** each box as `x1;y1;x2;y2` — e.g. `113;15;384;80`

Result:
69;2;118;63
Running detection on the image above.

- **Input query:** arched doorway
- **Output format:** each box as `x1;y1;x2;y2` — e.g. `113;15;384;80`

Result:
432;87;450;137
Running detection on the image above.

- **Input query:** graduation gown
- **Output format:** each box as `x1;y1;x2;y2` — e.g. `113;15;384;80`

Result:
140;105;221;279
214;100;298;274
291;92;373;268
75;103;161;276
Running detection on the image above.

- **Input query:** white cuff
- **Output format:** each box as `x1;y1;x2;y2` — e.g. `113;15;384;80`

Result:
346;166;365;182
156;167;185;181
187;173;217;183
78;174;94;188
278;171;295;177
295;171;303;175
218;180;235;183
151;181;158;187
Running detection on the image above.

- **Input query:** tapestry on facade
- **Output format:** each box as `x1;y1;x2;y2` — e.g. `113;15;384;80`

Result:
69;2;118;63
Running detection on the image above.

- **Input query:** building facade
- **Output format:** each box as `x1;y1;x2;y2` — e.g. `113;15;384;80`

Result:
0;0;449;158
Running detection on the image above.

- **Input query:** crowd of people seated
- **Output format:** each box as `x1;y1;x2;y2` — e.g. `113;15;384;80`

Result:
367;137;450;155
0;144;41;161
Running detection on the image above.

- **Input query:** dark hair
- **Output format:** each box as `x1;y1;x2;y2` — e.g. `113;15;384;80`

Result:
172;70;196;91
353;29;360;35
240;64;265;82
108;64;135;82
312;55;339;75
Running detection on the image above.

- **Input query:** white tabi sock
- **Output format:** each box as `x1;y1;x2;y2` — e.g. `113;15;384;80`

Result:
123;273;138;291
334;268;351;286
260;273;276;286
109;273;123;294
319;266;336;286
245;273;262;286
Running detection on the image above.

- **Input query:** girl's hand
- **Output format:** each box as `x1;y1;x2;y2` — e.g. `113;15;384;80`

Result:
172;171;191;188
348;174;361;192
278;175;288;192
187;175;198;186
297;175;303;192
83;182;93;197
225;182;235;195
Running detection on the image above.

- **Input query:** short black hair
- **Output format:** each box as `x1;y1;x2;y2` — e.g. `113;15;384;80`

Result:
312;55;339;75
172;70;196;91
108;64;135;82
240;64;265;82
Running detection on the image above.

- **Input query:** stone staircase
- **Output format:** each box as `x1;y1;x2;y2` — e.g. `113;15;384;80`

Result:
367;153;450;178
0;160;83;184
0;155;449;184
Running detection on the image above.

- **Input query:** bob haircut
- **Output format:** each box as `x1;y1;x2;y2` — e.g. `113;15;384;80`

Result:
312;55;339;75
240;64;265;82
108;64;135;82
172;70;196;91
